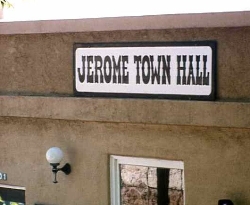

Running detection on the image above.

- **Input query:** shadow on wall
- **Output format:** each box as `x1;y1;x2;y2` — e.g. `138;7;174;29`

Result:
34;204;56;205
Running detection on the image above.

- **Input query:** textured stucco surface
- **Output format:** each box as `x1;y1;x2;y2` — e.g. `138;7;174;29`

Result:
0;27;250;100
0;95;250;128
0;24;250;205
0;117;250;205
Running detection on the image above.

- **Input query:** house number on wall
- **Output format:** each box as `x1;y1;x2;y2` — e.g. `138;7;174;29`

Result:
0;172;7;181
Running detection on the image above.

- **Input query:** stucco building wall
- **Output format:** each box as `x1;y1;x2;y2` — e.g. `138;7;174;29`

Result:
0;27;250;100
0;13;250;205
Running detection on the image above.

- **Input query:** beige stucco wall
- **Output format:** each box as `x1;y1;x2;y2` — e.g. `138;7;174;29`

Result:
0;14;250;205
0;27;250;100
1;117;250;205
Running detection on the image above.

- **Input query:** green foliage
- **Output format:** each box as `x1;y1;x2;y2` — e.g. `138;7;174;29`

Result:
0;0;13;8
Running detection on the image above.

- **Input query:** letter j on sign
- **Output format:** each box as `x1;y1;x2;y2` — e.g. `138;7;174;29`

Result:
73;41;216;100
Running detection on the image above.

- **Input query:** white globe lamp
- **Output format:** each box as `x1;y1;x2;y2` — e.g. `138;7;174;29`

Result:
46;147;71;183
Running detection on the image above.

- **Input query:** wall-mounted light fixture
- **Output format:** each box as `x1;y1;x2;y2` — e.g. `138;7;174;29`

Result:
46;147;71;183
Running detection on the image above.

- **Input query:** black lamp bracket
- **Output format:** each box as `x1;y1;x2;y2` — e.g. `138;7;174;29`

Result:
50;163;71;183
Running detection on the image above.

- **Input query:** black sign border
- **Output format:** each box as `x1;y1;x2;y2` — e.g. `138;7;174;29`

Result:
73;41;217;101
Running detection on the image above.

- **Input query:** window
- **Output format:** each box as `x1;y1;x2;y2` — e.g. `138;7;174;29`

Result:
110;155;185;205
0;184;25;205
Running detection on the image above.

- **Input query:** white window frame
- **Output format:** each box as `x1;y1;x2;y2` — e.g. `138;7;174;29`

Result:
110;155;185;205
0;184;25;190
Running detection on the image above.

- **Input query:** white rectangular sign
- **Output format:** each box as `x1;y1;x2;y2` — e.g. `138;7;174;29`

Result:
73;42;216;100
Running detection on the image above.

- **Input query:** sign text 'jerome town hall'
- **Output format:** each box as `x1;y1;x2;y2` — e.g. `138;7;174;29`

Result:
73;42;216;100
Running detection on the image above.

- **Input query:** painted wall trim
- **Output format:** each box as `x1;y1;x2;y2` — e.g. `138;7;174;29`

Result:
0;11;250;35
0;184;26;190
0;95;249;128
